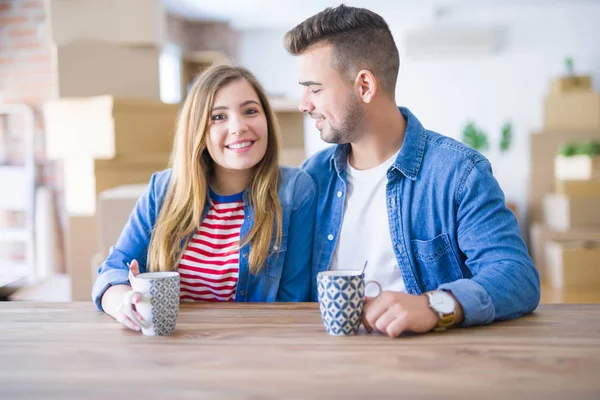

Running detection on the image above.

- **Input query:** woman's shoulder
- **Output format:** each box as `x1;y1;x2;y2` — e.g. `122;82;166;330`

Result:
147;168;173;203
278;166;317;207
151;168;172;185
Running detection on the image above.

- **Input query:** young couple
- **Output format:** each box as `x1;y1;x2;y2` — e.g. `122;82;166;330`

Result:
92;5;540;337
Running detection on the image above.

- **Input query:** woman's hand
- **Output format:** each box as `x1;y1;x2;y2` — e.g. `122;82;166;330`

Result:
100;260;146;331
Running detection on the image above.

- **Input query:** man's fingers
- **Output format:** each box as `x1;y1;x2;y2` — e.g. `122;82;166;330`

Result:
374;307;402;334
363;295;389;333
385;312;409;338
362;313;374;333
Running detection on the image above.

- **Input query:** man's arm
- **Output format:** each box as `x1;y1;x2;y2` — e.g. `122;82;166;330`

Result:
363;159;539;336
438;159;540;326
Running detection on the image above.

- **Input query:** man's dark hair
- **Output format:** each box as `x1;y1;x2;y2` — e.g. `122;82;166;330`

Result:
284;4;400;97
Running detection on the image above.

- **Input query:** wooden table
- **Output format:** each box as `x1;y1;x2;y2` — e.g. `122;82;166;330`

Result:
1;303;599;399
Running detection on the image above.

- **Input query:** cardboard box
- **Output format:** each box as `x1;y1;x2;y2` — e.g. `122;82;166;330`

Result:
545;240;600;289
47;0;165;46
543;194;600;231
274;109;305;149
44;96;178;159
56;42;162;99
280;147;307;167
97;184;148;253
528;130;600;224
529;223;600;279
550;76;592;95
506;201;519;221
63;154;169;216
556;179;600;197
66;215;98;301
543;91;600;131
555;155;600;180
181;51;229;96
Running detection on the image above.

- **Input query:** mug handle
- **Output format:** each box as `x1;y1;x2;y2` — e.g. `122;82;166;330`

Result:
365;280;382;297
122;290;151;329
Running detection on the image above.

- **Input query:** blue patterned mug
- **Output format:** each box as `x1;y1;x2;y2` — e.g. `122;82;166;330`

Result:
122;271;180;336
317;270;382;336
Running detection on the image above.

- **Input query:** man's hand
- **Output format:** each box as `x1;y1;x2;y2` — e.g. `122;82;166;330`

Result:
362;291;463;337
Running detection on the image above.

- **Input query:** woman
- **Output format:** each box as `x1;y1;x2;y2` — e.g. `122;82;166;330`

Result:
92;65;316;331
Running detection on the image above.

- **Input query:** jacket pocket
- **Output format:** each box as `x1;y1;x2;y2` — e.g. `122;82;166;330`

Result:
265;234;288;279
411;233;462;291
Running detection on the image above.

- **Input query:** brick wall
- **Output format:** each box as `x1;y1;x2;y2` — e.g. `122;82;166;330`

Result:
0;0;63;272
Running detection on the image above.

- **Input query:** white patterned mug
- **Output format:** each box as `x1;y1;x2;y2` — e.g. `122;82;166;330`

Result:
317;270;382;336
122;271;180;336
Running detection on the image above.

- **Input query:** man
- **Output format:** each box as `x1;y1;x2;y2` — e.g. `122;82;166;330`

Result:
284;5;540;337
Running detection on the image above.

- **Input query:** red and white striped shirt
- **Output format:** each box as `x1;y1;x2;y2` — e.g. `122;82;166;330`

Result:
178;190;245;302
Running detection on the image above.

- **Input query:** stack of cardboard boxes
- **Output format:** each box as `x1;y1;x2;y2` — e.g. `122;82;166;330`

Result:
529;75;600;295
48;0;165;100
44;0;175;300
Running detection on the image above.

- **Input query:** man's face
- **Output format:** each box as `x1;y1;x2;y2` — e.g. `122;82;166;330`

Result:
297;44;365;144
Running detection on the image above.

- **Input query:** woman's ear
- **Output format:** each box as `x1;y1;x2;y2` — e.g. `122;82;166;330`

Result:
354;69;377;103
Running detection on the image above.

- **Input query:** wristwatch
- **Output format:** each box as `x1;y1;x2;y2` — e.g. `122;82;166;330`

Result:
423;290;457;332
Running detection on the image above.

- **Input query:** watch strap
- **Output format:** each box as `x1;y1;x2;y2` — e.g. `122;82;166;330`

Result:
424;291;456;332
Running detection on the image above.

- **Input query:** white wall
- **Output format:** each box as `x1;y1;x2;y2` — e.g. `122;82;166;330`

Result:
238;2;600;224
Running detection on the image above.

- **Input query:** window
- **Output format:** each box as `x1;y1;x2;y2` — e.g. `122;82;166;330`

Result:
159;43;182;104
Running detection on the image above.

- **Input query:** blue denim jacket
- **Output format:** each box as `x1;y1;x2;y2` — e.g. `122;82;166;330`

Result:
92;166;317;310
302;107;540;327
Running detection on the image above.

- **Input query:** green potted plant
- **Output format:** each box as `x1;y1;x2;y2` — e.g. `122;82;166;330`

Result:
556;141;600;180
564;56;575;76
499;121;513;154
461;122;489;152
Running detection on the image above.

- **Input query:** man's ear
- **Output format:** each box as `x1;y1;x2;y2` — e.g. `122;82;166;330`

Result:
354;69;377;103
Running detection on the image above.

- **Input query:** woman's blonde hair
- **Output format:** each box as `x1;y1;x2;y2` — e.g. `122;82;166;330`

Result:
147;64;282;275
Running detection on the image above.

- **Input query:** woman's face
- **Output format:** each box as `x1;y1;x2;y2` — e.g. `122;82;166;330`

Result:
206;79;269;173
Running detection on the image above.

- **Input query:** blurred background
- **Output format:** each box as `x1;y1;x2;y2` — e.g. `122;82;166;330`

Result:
1;0;599;303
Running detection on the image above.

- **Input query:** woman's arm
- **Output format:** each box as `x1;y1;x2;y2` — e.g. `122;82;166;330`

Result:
276;172;317;302
92;171;169;311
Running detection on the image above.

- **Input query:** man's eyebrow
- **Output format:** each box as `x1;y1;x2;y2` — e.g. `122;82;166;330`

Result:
299;81;322;86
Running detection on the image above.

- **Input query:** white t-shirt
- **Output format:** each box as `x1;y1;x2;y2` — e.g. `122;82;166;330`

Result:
330;151;406;297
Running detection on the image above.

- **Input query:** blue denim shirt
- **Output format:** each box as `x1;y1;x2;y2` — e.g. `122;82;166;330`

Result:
92;166;317;310
302;107;540;327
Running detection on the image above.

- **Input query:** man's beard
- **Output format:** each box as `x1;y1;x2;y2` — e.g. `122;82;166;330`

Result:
321;94;365;144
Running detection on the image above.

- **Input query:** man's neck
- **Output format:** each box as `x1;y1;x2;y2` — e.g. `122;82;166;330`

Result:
211;166;252;196
348;104;406;170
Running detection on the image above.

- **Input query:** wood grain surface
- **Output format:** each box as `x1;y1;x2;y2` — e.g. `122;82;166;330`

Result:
1;302;599;399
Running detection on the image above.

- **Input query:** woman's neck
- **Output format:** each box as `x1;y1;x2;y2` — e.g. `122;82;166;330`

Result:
210;165;253;196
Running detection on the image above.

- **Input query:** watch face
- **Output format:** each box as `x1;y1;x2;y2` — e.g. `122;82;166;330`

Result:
429;291;456;314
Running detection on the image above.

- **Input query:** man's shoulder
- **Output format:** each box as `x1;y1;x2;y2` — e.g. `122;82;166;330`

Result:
424;130;488;167
301;145;337;178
